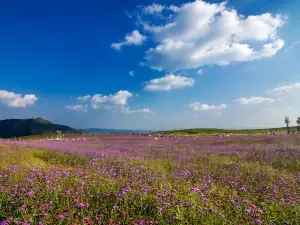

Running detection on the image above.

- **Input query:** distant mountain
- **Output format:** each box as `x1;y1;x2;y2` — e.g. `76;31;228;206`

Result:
87;128;153;134
0;117;83;138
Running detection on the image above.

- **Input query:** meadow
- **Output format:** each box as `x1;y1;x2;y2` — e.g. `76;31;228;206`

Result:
0;134;299;224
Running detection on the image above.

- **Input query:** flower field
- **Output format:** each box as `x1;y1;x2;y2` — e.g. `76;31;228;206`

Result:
0;134;299;224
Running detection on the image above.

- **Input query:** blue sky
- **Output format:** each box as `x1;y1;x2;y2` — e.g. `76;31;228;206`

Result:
1;0;300;130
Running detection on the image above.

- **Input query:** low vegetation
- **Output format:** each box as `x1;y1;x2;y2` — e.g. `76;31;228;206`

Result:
0;134;299;224
155;116;300;136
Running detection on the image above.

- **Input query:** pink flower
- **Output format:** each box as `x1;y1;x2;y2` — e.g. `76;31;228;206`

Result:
78;202;85;208
255;220;263;224
27;191;35;197
191;187;201;192
83;217;90;222
112;205;119;210
19;205;25;212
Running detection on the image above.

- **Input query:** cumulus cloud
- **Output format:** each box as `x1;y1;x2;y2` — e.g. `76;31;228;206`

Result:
86;90;153;114
65;104;88;113
91;90;133;109
267;82;300;95
111;30;146;51
143;3;165;14
189;102;227;111
121;106;155;114
78;95;91;101
144;74;195;91
129;70;135;76
135;0;286;71
235;97;275;105
0;90;38;108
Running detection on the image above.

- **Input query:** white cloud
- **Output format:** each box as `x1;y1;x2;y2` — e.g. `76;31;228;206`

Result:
129;70;135;76
144;74;195;91
143;4;165;14
121;106;155;114
197;69;205;75
65;104;88;113
91;90;133;109
267;82;300;95
235;97;275;105
111;30;146;51
189;102;227;111
0;90;38;108
136;0;286;71
86;90;152;115
78;95;91;101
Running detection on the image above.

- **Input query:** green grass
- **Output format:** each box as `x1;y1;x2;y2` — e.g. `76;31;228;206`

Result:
153;127;296;136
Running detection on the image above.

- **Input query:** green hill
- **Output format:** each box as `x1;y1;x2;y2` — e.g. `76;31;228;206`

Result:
0;117;83;138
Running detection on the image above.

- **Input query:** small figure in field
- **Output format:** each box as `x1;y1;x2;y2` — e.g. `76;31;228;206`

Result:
56;130;62;140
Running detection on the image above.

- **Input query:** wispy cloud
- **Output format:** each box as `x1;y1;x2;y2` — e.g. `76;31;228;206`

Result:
286;40;300;51
144;74;195;91
235;97;275;105
65;104;88;113
143;3;165;14
121;106;155;114
129;70;135;76
78;95;91;101
197;69;206;75
188;102;227;111
267;82;300;95
125;10;133;19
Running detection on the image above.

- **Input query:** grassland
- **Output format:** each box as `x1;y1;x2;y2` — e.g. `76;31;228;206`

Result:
0;134;299;224
154;127;296;136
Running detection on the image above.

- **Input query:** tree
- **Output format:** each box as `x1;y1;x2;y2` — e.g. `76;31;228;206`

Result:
297;117;300;133
56;130;62;139
284;116;290;134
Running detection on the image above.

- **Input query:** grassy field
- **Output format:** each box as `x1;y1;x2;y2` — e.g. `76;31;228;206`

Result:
154;127;296;136
0;135;299;224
